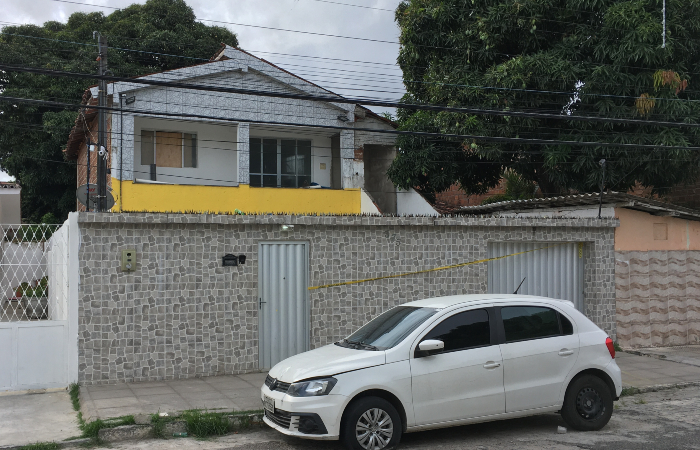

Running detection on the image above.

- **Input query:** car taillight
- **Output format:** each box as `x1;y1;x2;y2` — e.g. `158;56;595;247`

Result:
605;337;615;359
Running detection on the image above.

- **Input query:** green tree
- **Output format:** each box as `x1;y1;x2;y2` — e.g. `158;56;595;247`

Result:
0;0;237;222
389;0;700;198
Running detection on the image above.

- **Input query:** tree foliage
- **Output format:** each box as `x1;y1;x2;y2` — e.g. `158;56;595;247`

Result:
0;0;237;221
389;0;700;198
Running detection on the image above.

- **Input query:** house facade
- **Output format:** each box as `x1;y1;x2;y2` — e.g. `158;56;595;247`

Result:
64;46;436;216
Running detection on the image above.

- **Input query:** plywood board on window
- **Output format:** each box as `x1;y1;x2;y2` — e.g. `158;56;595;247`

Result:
156;131;182;168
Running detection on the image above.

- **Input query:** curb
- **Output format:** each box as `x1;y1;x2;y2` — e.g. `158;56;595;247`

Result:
99;412;266;443
622;349;700;368
0;438;93;450
622;380;700;395
0;413;266;450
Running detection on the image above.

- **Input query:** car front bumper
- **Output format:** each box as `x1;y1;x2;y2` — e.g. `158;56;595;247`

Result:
261;384;346;439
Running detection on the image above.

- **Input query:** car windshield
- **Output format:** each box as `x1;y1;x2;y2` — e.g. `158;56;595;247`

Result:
337;306;437;351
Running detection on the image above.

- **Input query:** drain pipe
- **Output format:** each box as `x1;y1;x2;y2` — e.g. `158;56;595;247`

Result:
119;93;124;212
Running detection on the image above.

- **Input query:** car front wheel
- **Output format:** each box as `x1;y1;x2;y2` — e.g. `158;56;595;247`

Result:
561;374;614;431
341;396;402;450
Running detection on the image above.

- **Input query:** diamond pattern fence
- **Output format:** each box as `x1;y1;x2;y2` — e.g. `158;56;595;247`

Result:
0;224;69;322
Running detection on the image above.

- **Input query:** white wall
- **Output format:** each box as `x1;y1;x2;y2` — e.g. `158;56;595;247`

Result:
249;126;333;188
397;189;438;216
0;189;21;224
133;117;238;186
491;205;616;218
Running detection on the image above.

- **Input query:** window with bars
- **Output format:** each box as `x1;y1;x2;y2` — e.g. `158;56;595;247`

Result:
141;130;197;168
249;138;312;187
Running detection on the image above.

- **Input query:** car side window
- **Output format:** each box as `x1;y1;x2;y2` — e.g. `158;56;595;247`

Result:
421;309;490;353
560;314;574;335
501;306;561;343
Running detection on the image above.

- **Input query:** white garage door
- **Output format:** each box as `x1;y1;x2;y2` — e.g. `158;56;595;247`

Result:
487;242;584;312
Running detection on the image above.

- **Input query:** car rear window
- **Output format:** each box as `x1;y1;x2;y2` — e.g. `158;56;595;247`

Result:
501;306;561;342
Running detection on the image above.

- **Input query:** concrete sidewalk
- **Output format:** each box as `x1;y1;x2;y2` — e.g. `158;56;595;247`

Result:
80;372;267;421
617;351;700;388
0;390;80;447
627;344;700;368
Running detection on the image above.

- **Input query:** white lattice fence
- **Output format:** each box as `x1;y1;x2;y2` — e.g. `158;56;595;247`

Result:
0;224;67;322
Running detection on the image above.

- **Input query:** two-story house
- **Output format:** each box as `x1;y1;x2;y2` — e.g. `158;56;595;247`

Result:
64;45;437;216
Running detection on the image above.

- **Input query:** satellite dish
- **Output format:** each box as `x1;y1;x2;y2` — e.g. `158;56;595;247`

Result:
77;184;116;210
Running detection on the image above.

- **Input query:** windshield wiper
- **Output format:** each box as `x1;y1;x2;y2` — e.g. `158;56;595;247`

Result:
345;339;378;351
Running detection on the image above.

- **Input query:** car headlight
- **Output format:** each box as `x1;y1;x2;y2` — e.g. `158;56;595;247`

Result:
287;377;337;397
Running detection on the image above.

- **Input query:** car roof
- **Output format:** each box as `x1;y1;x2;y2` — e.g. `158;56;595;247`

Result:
403;294;573;309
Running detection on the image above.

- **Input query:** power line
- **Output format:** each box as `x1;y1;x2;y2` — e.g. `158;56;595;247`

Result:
3;94;700;151
3;63;699;130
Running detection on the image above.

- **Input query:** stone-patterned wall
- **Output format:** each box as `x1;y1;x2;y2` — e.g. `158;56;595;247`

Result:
615;251;700;348
77;213;617;385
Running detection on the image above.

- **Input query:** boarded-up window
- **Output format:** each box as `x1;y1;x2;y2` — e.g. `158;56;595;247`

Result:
156;131;183;168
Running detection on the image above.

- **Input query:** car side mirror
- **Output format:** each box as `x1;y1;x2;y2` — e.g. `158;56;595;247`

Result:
416;339;444;357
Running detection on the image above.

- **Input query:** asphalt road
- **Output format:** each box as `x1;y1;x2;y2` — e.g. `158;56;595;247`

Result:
100;386;700;450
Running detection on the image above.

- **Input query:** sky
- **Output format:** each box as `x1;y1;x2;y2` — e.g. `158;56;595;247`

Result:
0;0;406;181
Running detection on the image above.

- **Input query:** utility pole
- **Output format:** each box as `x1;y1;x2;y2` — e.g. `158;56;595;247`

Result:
95;32;108;212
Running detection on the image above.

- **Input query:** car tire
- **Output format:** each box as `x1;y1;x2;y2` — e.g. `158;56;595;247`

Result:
341;396;402;450
561;374;614;431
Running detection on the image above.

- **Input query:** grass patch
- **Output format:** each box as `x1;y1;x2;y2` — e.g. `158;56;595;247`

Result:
620;386;641;397
613;341;623;352
635;397;647;404
68;383;81;412
20;443;59;450
182;410;230;437
79;415;136;439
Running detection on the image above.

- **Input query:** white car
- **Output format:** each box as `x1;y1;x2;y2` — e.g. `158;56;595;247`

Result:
261;294;621;450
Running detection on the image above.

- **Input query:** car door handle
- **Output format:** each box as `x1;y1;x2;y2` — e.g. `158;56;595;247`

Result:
559;349;574;356
483;362;501;369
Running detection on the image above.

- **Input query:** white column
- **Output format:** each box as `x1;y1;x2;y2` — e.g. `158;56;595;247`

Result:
340;129;363;189
237;123;250;185
66;212;80;384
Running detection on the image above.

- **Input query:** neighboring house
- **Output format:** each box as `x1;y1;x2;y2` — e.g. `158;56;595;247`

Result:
63;45;436;216
0;183;21;224
458;192;700;348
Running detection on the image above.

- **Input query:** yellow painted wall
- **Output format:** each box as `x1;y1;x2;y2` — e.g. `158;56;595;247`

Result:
112;181;362;215
615;207;700;251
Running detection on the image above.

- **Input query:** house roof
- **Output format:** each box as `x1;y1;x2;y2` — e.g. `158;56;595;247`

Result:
64;44;397;159
64;89;97;160
455;191;700;221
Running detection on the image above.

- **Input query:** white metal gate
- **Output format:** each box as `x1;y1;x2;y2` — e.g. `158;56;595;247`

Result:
487;242;584;311
258;242;309;370
0;217;78;391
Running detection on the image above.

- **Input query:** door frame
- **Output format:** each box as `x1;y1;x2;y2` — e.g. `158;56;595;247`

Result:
257;241;310;370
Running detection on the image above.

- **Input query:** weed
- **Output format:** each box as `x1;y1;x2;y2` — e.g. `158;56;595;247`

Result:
68;383;81;412
20;443;59;450
635;397;647;405
79;415;136;439
613;341;623;352
151;413;168;439
182;410;231;437
620;387;641;397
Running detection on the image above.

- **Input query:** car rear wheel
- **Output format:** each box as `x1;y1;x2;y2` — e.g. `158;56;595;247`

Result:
561;374;614;431
341;396;402;450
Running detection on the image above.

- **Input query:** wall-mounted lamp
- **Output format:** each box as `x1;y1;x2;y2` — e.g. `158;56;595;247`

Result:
281;224;294;231
125;95;136;105
337;114;349;122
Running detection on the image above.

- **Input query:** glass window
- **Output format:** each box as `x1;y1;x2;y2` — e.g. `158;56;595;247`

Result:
502;306;561;342
339;306;437;351
250;138;261;173
561;314;574;335
183;133;197;168
248;138;315;187
141;130;154;165
422;309;490;353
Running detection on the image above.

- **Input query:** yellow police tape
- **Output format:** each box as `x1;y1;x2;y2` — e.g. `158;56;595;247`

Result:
308;242;567;290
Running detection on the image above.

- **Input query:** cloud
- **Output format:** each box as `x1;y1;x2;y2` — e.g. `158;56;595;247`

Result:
1;0;404;114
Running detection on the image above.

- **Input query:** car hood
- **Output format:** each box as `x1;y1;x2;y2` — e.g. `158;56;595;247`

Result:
268;344;386;383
